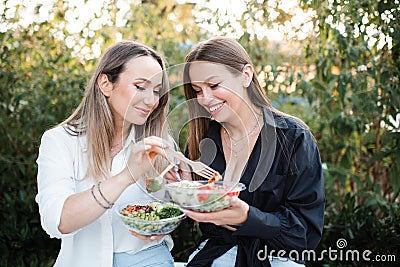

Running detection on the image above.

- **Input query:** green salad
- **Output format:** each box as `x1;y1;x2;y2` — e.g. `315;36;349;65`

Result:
118;202;185;235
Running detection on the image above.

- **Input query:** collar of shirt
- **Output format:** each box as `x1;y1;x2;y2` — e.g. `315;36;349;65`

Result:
207;107;288;152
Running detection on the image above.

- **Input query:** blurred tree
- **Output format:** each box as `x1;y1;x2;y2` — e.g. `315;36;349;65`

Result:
296;0;400;265
0;0;203;265
0;20;88;266
296;0;400;200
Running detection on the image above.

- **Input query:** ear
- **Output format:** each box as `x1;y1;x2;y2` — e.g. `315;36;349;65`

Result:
242;64;254;88
97;74;113;97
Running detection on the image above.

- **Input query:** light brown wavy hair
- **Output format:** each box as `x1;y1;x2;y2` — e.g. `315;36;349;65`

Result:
62;40;170;182
183;37;279;162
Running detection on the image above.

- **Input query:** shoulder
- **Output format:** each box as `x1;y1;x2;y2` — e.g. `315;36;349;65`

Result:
42;125;74;139
262;107;308;130
268;111;317;147
41;125;79;148
268;112;322;171
272;112;308;131
267;111;308;132
37;126;81;164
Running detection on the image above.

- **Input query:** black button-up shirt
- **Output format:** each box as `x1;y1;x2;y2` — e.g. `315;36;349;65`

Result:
187;107;325;267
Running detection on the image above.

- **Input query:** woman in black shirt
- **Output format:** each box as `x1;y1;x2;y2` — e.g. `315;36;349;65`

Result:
181;37;325;267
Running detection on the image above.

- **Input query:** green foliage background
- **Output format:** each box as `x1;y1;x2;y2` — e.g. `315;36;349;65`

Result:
0;0;399;266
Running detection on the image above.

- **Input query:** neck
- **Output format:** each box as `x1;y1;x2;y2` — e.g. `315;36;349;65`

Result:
223;106;262;140
113;122;130;145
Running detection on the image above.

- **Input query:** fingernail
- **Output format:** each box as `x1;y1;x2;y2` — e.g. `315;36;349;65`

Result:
173;165;179;172
175;159;181;165
175;172;181;180
150;236;156;240
144;144;152;150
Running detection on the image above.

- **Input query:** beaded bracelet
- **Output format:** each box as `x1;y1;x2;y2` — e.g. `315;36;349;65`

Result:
91;184;111;209
97;181;114;208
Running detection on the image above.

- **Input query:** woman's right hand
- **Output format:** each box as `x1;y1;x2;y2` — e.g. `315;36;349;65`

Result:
129;230;164;242
123;136;170;183
163;160;192;183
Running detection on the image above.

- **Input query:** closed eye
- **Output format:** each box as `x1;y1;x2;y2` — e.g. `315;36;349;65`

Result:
153;87;161;95
135;84;146;91
210;82;220;89
191;85;202;94
191;82;220;94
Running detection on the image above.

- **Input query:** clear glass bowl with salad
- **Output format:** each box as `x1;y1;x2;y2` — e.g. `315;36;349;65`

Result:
165;180;246;212
116;201;186;236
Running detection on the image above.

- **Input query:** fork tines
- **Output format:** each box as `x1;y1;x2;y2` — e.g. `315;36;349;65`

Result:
199;168;215;179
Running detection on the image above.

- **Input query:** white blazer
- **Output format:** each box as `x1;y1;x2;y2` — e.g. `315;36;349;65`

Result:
36;126;173;267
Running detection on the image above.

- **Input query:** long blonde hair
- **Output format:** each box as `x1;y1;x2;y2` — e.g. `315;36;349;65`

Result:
62;40;170;181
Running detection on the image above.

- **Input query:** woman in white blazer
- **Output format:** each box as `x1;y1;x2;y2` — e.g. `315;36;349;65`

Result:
36;40;175;267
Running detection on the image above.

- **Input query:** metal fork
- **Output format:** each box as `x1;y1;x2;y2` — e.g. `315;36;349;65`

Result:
151;162;181;183
166;149;217;180
158;162;176;179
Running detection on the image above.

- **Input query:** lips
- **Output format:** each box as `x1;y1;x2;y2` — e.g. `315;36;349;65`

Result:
208;102;225;115
135;107;151;116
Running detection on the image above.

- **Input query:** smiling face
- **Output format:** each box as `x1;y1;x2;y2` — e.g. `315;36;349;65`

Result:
188;61;250;123
101;56;163;127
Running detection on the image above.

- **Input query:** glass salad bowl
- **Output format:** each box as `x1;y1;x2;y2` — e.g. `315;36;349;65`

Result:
165;180;246;212
116;201;186;236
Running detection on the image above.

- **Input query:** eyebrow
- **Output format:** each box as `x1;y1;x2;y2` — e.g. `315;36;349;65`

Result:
191;75;220;84
135;77;151;83
134;77;162;87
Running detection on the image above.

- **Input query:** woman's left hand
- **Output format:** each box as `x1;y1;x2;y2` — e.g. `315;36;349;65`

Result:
183;197;249;226
129;230;164;242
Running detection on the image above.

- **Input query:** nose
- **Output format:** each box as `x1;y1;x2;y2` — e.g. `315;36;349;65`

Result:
143;90;157;107
197;85;214;105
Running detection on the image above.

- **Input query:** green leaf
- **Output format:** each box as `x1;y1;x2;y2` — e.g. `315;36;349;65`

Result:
390;164;400;195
